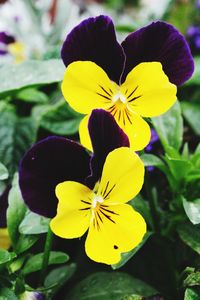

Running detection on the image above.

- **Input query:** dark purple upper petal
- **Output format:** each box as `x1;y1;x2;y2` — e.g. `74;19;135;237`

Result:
121;21;194;86
86;109;129;188
61;15;125;83
0;31;15;44
19;136;90;218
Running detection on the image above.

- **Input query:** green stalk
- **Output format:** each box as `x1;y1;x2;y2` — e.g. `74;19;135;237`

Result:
39;226;54;286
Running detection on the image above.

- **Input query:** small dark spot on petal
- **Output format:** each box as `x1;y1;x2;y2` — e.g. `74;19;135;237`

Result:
114;245;118;249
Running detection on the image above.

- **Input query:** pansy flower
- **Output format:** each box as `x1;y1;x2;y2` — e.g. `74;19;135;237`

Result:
19;110;146;264
19;109;129;218
0;31;25;63
61;15;194;151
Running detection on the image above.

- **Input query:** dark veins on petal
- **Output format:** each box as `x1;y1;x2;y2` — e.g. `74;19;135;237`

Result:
121;21;194;86
61;15;125;83
86;109;129;188
19;136;90;218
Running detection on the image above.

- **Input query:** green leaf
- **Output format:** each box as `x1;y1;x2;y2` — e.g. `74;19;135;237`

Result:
38;101;82;135
19;211;50;235
66;272;157;300
0;249;13;265
0;163;8;180
183;197;200;225
130;194;153;229
44;263;76;295
112;232;152;270
22;251;69;275
16;88;48;104
0;59;65;96
7;174;27;246
184;288;200;300
186;57;200;86
0;288;18;300
152;101;183;151
177;222;200;254
165;155;192;181
184;271;200;287
140;153;167;172
0;102;37;175
181;102;200;135
7;174;38;253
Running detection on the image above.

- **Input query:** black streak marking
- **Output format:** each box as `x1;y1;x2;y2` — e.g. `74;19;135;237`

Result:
124;109;132;124
100;209;115;224
81;200;91;205
102;181;109;197
100;206;119;215
99;85;112;97
127;86;139;99
104;184;116;199
128;95;142;103
96;93;111;101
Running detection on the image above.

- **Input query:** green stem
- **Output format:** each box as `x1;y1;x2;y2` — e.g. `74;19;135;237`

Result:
144;171;160;233
39;226;54;286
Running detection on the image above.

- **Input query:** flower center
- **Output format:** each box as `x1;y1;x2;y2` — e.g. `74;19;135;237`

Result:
112;92;126;104
92;194;104;209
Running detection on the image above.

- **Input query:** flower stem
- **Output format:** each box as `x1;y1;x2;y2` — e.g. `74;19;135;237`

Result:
39;226;54;286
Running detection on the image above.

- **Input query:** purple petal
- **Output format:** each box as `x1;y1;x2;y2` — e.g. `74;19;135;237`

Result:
20;291;44;300
61;15;125;83
122;21;194;86
0;31;15;44
19;136;90;218
86;109;129;187
0;49;8;55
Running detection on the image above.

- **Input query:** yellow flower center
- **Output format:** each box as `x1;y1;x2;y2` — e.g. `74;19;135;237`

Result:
112;92;127;104
92;194;104;209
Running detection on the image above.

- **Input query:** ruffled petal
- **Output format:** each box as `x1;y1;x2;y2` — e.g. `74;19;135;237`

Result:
86;109;129;187
98;147;144;205
61;61;115;114
121;62;177;117
19;136;90;218
85;203;146;264
50;181;92;239
61;15;125;83
122;21;194;86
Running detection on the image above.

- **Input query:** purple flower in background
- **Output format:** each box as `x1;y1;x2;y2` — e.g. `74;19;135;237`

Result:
145;129;159;172
19;291;44;300
187;25;200;54
145;129;159;153
196;0;200;9
0;31;15;55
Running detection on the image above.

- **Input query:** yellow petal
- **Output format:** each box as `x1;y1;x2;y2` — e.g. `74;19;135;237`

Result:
121;62;177;117
98;147;144;205
79;114;93;152
85;203;146;264
61;61;115;114
112;107;151;150
0;228;11;250
50;181;93;239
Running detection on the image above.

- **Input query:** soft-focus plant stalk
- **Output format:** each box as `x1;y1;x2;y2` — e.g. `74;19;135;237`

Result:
39;225;54;286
